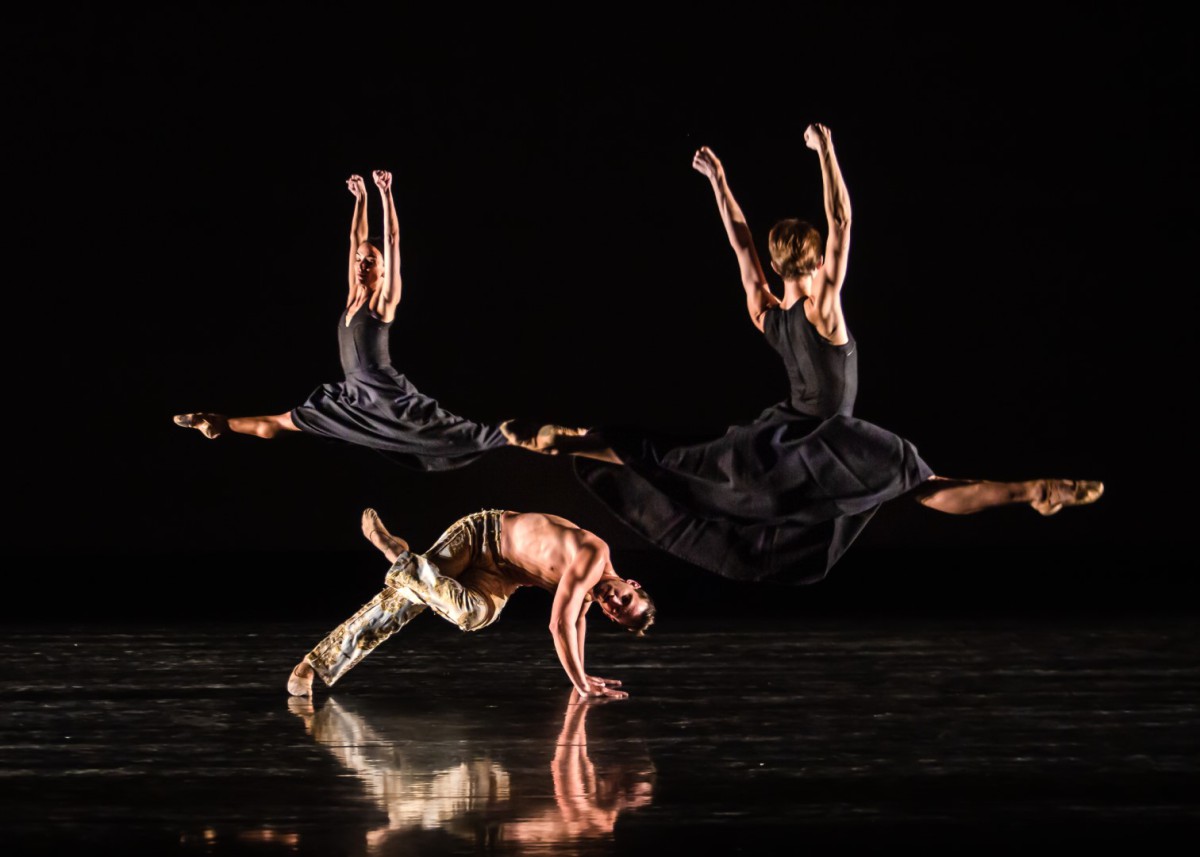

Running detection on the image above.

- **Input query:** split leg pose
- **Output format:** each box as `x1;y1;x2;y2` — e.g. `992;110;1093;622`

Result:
503;125;1102;584
175;171;508;471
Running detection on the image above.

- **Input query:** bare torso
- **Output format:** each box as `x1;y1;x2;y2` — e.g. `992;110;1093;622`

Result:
496;511;610;594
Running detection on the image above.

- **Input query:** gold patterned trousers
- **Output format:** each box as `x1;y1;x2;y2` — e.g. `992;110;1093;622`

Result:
306;510;514;687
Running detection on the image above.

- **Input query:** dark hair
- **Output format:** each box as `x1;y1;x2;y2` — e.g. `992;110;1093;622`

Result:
626;590;656;637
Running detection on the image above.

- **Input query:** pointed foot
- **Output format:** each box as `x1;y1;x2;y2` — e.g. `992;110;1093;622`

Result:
361;508;409;560
173;412;228;439
500;419;587;455
1032;479;1105;516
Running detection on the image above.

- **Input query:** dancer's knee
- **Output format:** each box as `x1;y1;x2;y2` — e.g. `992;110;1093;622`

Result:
453;599;495;632
384;551;422;587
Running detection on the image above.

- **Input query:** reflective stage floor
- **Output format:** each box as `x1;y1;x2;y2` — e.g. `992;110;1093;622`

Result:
4;616;1198;853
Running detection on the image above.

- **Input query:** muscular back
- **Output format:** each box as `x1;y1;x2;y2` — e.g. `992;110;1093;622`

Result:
500;512;608;592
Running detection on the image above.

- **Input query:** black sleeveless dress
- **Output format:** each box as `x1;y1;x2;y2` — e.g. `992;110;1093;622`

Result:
575;302;934;584
290;306;507;471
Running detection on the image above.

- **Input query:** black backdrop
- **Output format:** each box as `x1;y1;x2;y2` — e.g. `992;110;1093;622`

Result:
7;7;1193;623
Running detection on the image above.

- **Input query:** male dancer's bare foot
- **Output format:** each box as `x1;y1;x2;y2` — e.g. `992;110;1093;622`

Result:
287;660;315;697
500;419;588;455
361;508;409;562
173;412;229;439
1031;479;1105;516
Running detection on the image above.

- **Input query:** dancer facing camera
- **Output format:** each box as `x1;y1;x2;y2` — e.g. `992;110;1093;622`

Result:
287;509;655;700
503;124;1102;584
174;170;508;471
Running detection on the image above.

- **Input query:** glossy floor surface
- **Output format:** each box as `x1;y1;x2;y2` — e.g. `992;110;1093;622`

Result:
4;616;1199;853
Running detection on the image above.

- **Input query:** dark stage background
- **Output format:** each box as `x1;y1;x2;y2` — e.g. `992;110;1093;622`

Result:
6;7;1193;623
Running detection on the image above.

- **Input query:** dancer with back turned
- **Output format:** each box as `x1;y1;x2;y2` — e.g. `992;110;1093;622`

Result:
503;124;1102;585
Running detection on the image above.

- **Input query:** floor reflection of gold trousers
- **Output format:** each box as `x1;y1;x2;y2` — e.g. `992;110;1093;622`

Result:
306;510;515;687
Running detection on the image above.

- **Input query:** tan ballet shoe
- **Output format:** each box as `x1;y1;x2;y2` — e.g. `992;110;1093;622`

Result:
287;661;315;697
173;413;227;439
499;419;545;450
500;419;586;455
1032;479;1105;516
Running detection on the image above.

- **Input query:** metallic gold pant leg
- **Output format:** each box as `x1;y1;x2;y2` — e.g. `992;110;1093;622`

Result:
385;547;495;632
306;587;426;687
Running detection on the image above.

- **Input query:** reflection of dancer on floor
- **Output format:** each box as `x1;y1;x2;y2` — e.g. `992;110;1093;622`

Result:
286;692;654;851
503;124;1102;584
525;693;654;843
174;170;507;470
288;509;654;699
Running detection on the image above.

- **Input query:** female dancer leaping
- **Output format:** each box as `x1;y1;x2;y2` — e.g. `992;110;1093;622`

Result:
503;125;1103;584
174;170;508;471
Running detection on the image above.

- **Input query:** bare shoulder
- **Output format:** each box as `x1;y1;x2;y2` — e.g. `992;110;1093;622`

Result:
807;273;850;345
812;269;849;308
753;302;780;331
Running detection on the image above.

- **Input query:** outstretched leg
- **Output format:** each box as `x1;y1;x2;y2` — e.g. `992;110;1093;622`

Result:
288;586;427;696
913;476;1104;516
500;420;623;465
287;509;502;696
287;511;425;697
173;411;298;440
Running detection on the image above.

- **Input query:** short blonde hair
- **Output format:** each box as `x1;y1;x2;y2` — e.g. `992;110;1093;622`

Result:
768;219;822;279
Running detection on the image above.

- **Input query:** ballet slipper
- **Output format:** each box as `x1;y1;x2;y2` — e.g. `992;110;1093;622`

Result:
1032;479;1105;516
287;662;315;697
173;413;227;439
500;419;547;451
500;419;587;454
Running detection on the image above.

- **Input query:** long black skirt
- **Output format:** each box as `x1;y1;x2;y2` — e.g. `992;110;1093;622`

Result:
575;405;934;584
291;367;507;472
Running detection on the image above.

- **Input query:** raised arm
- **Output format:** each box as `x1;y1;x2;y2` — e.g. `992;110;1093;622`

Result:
346;174;369;304
549;540;627;699
806;124;852;295
372;169;403;322
692;146;780;332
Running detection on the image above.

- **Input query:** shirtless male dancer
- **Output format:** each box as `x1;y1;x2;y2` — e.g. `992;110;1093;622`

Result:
287;509;656;700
